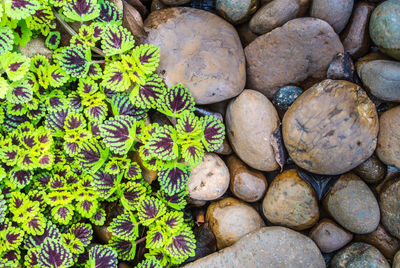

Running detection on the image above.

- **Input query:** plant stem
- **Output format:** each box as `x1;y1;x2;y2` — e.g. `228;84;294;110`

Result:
91;60;106;64
53;8;107;57
136;236;146;244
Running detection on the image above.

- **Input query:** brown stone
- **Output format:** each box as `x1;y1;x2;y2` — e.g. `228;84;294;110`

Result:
245;18;343;99
379;177;400;239
216;0;258;25
355;51;392;75
188;153;230;201
226;155;268;202
310;0;354;33
376;106;400;169
206;197;265;249
394;250;400;268
226;90;280;171
340;2;375;59
130;151;157;184
144;8;246;104
262;169;319;231
249;0;309;35
19;38;53;59
93;225;113;244
330;242;390;268
214;137;233;155
151;0;168;11
184;227;325;268
236;22;258;47
309;218;353;253
323;173;380;234
282;79;378;175
355;224;400;259
353;154;386;184
160;0;190;5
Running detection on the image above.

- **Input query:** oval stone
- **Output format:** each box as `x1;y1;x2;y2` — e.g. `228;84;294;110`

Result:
282;79;378;175
379;177;400;239
245;18;343;98
323;173;380;234
216;0;258;25
144;8;245;104
226;90;280;171
310;0;354;33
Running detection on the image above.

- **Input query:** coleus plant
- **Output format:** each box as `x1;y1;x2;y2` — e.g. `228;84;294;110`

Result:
0;0;226;267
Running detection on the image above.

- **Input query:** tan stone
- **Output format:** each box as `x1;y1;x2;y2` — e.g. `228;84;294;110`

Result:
379;177;400;239
310;0;354;33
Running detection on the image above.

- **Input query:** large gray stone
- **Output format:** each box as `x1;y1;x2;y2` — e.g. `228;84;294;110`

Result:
184;227;325;268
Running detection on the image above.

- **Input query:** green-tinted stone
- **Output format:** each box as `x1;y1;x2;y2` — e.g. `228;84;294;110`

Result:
369;0;400;60
216;0;258;25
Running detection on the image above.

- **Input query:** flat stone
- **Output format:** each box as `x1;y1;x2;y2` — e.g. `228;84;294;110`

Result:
245;18;343;99
184;227;325;268
340;2;375;59
310;0;354;33
262;169;319;230
144;7;245;104
323;173;380;234
309;218;353;253
249;0;309;35
188;153;230;201
359;60;400;102
226;90;280;171
329;242;390;268
379;177;400;239
206;197;265;249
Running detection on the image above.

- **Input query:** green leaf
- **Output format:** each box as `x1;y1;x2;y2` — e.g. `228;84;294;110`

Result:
136;256;162;268
145;125;178;161
120;181;147;211
108;212;139;241
138;197;167;226
0;27;14;56
13;20;32;47
1;52;31;81
45;31;61;50
201;115;225;152
57;45;91;78
159;84;195;118
51;205;74;225
6;79;33;104
0;77;11;99
38;238;74;268
108;237;136;261
132;44;160;75
176;111;203;138
130;74;165;109
158;162;192;195
102;61;131;92
146;224;168;249
164;225;196;259
101;25;135;56
99;115;136;154
4;0;40;20
161;211;184;234
26;4;56;36
76;139;110;174
181;140;204;167
63;0;100;22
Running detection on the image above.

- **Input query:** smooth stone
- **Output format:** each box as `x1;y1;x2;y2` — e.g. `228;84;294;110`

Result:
216;0;258;25
323;173;380;234
245;18;343;99
185;224;217;263
326;52;357;83
340;2;375;59
394;251;400;268
236;22;258;47
272;85;303;110
329;242;390;268
214;138;233;155
206;197;265;249
226;155;268;203
379;177;400;239
226;90;280;171
144;8;245;104
249;0;309;35
376;106;400;169
353;154;386;184
310;0;354;33
160;0;190;5
19;38;53;59
355;224;400;260
93;225;113;244
359;60;400;102
282;79;378;175
369;0;400;60
184;226;325;268
151;0;168;11
355;51;392;76
309;218;353;253
188;153;230;201
262;169;319;231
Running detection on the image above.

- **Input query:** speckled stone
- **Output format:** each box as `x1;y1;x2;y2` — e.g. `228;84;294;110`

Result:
216;0;258;25
19;38;53;59
323;173;380;234
379;177;400;239
262;169;319;231
394;250;400;268
329;242;390;268
355;224;400;260
310;0;354;33
353;154;386;184
188;153;230;201
272;85;303;110
144;8;246;104
206;197;265;249
245;18;343;98
369;0;400;60
309;218;353;253
184;227;325;268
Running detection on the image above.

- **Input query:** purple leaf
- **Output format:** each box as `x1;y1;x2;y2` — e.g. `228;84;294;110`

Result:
38;238;74;268
88;245;118;268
